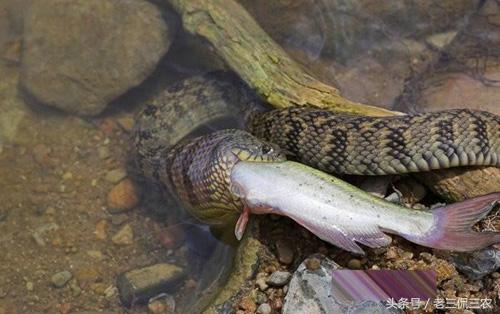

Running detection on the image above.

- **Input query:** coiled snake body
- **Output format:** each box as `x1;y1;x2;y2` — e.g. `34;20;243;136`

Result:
134;72;500;224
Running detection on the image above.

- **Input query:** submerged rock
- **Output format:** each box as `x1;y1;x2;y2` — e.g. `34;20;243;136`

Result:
21;0;173;116
283;254;402;314
450;248;500;280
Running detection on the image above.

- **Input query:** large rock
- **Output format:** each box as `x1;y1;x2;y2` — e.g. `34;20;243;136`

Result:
283;254;402;314
20;0;173;116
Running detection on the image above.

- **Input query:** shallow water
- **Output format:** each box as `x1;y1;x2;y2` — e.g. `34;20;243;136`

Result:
1;0;500;313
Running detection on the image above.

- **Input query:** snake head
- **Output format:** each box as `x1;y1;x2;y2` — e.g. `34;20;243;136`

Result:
228;134;286;163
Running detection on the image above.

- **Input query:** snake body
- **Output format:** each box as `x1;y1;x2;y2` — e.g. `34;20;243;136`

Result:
134;72;500;224
247;107;500;175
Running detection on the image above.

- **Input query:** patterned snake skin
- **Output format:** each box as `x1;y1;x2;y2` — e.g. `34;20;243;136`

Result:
134;72;500;223
247;107;500;175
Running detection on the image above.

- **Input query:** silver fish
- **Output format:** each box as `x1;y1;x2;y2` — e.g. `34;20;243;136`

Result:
230;161;500;254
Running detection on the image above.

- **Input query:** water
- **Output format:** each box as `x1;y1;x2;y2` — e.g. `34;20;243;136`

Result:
1;0;500;313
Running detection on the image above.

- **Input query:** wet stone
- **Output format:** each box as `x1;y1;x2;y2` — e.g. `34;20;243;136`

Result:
105;168;127;183
450;248;500;280
111;224;134;245
283;254;402;314
256;303;272;314
107;179;139;212
117;263;185;307
266;271;291;287
51;271;72;288
275;240;294;264
148;294;175;314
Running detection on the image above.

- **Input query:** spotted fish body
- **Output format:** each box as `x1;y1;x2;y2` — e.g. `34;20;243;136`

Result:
247;107;500;175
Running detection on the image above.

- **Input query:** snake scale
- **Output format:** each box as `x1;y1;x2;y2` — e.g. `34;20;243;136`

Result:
134;72;500;225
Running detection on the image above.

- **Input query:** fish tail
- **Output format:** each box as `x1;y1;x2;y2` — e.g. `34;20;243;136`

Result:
406;193;500;251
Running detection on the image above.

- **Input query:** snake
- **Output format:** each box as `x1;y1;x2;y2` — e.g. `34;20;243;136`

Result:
133;71;500;226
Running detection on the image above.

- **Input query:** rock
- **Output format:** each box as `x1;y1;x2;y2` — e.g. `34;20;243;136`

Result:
347;258;362;270
283;254;401;314
97;146;111;160
86;250;104;260
426;31;458;50
117;263;185;307
21;0;173;116
275;240;294;264
304;257;321;271
110;214;129;226
238;296;257;313
266;271;291;287
94;219;108;240
107;179;139;212
450;248;500;280
394;177;427;205
51;271;72;288
26;281;34;292
32;144;53;167
105;169;127;183
256;303;272;314
148;294;175;314
255;277;268;291
111;224;134;245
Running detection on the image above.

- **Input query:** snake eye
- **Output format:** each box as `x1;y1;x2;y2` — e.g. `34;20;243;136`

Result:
261;144;272;154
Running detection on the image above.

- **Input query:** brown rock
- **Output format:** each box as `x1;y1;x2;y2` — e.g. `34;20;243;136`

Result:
238;296;257;313
94;219;108;240
106;179;139;211
275;240;294;265
32;143;53;167
304;257;321;271
347;258;362;270
111;224;134;245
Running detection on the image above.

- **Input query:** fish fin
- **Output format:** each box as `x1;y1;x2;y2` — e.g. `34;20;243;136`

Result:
234;206;250;241
354;230;393;248
405;192;500;252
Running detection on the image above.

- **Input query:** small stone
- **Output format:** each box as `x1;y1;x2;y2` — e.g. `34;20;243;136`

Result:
112;224;134;245
305;257;321;271
117;263;185;307
26;281;34;291
45;207;56;215
86;250;104;260
105;168;127;183
238;296;256;312
116;116;135;132
104;285;117;299
51;271;72;288
32;144;52;167
94;219;108;240
90;283;108;295
275;240;294;264
420;252;433;263
256;303;272;314
62;172;73;180
97;146;111;160
347;258;362;269
255;291;268;304
266;271;291;287
107;179;139;212
110;214;129;226
256;278;268;291
148;300;167;314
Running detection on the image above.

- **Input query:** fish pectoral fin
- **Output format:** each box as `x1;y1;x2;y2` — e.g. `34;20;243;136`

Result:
352;227;393;248
234;206;251;241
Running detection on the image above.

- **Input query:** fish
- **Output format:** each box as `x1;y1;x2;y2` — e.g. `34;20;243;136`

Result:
230;160;500;254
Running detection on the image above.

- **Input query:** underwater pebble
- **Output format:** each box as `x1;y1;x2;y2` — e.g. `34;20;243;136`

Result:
105;168;127;183
256;277;268;291
347;258;362;269
450;248;500;280
275;240;294;264
266;271;291;287
26;281;34;292
238;296;257;312
51;271;72;288
107;179;139;212
110;214;129;226
112;224;134;245
256;303;271;314
305;257;321;271
97;146;111;160
117;263;185;307
94;219;108;240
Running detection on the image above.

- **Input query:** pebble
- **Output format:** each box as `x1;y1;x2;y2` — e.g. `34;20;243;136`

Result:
32;143;53;167
26;281;34;291
450;248;500;280
107;179;139;212
256;303;272;314
97;146;111;160
105;168;127;183
256;277;268;291
94;219;108;240
347;258;362;269
148;294;175;314
110;214;129;226
86;250;104;260
51;271;72;288
117;263;185;307
238;296;256;312
304;257;321;271
275;240;294;264
112;224;134;245
266;271;292;287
